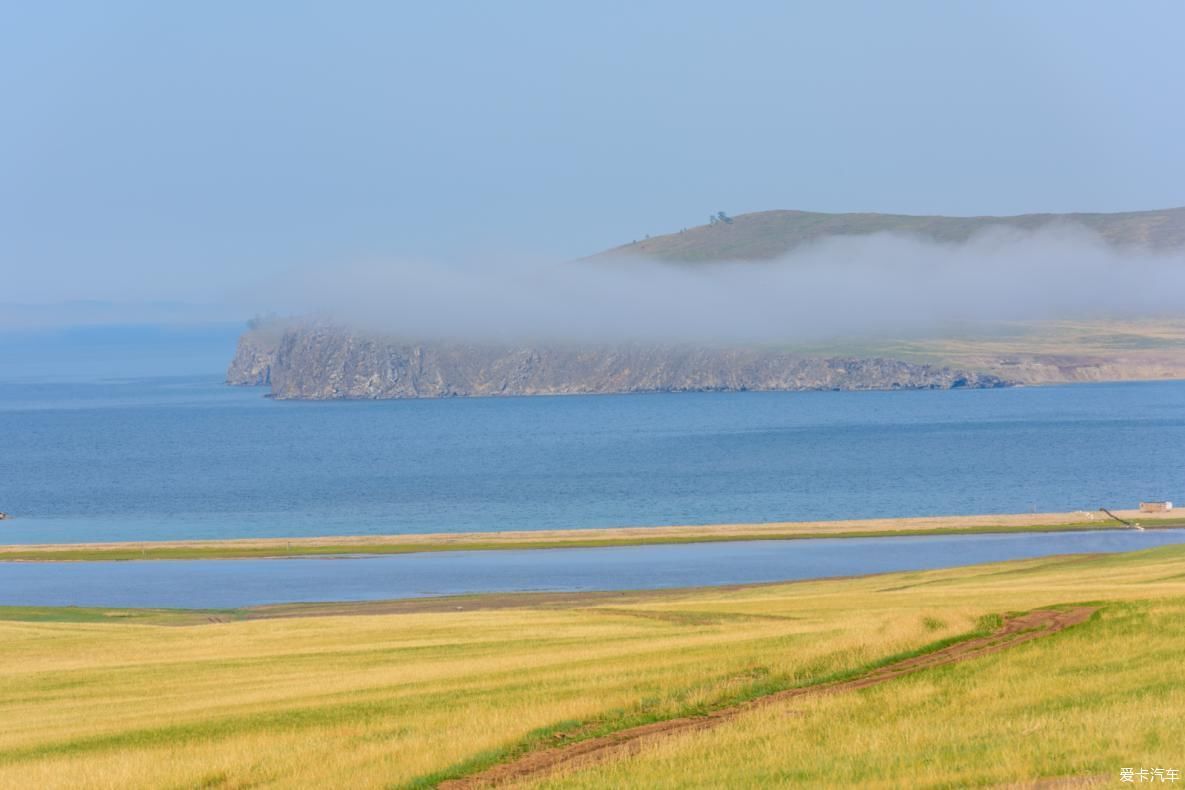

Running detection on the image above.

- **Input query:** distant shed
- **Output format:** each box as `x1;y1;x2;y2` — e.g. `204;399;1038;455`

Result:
1139;501;1173;513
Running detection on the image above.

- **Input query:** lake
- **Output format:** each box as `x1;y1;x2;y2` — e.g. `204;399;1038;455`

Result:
0;376;1182;544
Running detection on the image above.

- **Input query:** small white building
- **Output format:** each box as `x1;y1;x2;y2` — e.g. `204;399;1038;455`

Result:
1139;501;1173;513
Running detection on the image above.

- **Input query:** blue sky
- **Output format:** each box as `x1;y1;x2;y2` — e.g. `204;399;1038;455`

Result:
3;1;1184;311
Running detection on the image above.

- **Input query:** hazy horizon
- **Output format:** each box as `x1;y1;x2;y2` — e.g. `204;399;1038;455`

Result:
7;217;1185;344
4;1;1185;330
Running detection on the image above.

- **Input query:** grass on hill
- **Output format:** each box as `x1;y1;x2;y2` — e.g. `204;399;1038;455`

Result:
1;544;1183;787
531;596;1184;788
597;207;1185;262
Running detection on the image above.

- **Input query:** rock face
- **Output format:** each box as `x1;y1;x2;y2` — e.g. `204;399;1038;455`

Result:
226;331;279;386
227;326;1011;399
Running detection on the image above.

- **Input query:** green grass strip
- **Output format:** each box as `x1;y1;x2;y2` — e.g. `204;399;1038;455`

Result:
6;520;1181;563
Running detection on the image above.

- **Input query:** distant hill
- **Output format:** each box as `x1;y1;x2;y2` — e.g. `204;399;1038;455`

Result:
594;207;1185;262
225;206;1185;398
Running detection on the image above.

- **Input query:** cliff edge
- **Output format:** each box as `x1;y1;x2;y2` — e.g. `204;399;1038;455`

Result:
227;325;1011;399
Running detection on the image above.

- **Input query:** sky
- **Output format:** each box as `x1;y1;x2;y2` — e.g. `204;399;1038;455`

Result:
2;1;1184;316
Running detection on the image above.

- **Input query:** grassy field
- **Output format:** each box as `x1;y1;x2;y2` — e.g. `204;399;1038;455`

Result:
787;318;1185;358
784;318;1185;385
3;508;1181;562
531;596;1185;788
1;543;1184;787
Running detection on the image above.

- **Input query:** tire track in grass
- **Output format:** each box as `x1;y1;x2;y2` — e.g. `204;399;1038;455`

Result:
437;607;1097;788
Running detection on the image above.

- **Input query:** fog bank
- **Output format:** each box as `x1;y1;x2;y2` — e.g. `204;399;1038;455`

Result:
260;225;1185;344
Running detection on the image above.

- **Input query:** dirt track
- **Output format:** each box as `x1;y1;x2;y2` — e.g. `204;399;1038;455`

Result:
438;607;1096;788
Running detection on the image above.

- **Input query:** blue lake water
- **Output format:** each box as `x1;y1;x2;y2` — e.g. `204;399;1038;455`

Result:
3;530;1183;608
1;376;1183;544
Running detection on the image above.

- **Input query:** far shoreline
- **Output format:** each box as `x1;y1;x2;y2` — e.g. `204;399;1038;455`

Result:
2;508;1182;563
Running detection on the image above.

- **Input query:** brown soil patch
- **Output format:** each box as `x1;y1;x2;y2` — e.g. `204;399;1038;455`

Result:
240;590;664;620
439;607;1096;788
240;585;831;621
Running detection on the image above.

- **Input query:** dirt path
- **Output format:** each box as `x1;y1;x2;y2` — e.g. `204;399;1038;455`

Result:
438;607;1096;788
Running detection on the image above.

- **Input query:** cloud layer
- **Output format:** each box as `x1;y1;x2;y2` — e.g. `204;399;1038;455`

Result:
264;224;1185;344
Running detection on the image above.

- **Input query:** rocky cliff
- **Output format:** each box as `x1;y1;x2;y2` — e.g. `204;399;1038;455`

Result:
226;330;280;386
227;326;1011;399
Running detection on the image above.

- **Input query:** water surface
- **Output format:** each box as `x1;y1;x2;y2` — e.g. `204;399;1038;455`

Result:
2;529;1181;608
1;377;1182;544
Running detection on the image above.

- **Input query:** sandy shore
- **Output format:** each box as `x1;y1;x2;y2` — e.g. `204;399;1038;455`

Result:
1;508;1182;562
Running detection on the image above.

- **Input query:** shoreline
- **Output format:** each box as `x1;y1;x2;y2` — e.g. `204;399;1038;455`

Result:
2;508;1182;562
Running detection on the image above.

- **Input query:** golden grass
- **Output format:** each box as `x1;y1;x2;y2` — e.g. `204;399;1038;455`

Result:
534;600;1185;789
1;545;1184;788
781;318;1185;385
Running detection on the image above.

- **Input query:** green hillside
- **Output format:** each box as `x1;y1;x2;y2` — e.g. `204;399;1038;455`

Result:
596;207;1185;262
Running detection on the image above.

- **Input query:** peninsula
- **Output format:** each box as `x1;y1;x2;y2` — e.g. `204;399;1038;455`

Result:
228;207;1185;399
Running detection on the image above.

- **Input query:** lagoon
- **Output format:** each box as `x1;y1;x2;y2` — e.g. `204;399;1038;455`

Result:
3;529;1183;608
